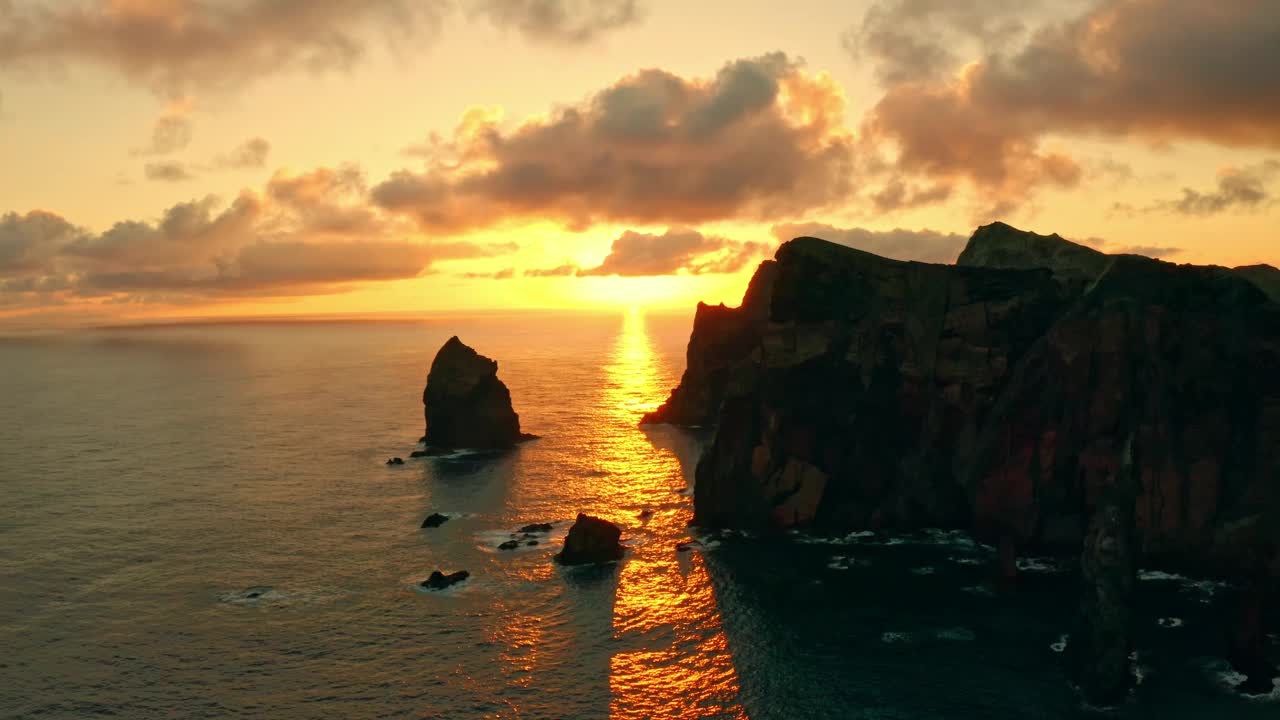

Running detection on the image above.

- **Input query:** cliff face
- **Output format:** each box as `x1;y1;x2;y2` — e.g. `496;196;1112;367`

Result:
642;260;777;426
665;223;1280;576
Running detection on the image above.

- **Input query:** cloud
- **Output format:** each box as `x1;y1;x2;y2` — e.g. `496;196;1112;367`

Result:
141;137;273;182
0;1;645;97
0;167;517;306
1159;161;1280;216
132;100;194;156
524;262;580;277
216;137;271;169
373;53;855;233
459;267;516;279
0;210;82;275
576;228;765;277
1111;245;1181;259
76;240;439;295
856;1;1280;204
469;0;643;44
845;0;1051;85
144;161;195;182
0;0;452;97
772;222;968;264
869;179;953;212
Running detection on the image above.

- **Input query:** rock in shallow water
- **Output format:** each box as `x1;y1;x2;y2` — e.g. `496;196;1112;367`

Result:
420;513;450;529
556;513;625;565
497;540;520;551
421;336;538;450
421;570;469;590
518;523;553;534
386;457;404;465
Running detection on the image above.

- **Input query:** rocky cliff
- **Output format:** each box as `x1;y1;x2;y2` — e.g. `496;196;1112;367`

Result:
657;223;1280;578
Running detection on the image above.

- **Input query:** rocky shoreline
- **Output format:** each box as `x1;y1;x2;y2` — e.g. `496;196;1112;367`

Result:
648;222;1280;703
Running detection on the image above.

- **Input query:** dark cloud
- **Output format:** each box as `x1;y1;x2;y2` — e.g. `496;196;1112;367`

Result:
144;161;195;182
217;137;271;169
772;222;968;264
857;1;1280;203
845;0;1050;85
577;228;766;277
373;54;853;233
0;210;82;274
0;169;517;306
470;0;643;44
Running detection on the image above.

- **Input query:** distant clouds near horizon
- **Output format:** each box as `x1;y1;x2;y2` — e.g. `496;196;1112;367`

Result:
0;0;1277;321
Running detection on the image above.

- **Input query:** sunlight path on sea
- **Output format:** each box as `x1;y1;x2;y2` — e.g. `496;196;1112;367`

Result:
603;309;748;720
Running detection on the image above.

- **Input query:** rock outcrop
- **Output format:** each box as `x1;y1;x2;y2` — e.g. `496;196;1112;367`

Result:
556;514;625;565
421;513;450;529
421;570;469;590
1067;438;1139;705
422;336;536;450
642;260;778;426
658;223;1280;579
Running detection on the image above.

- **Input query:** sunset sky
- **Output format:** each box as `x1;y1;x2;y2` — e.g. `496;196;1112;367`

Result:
1;0;1277;327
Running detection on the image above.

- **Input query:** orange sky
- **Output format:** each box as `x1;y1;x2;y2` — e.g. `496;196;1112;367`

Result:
1;0;1277;328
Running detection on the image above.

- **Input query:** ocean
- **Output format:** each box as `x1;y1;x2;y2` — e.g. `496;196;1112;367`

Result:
0;311;1275;719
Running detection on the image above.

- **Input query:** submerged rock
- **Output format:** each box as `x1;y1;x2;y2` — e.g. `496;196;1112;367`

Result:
518;523;554;534
421;336;538;450
497;540;520;551
556;513;625;565
420;513;450;529
421;570;470;590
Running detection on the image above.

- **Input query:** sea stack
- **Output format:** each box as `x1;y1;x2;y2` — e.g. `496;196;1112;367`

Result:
556;514;625;565
1067;438;1139;705
422;336;535;450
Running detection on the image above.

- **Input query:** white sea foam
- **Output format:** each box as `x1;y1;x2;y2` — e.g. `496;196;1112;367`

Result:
963;584;995;597
826;555;869;570
1050;634;1068;653
1207;659;1280;701
936;627;976;642
910;566;936;575
1157;617;1184;628
881;632;911;644
949;555;985;566
1138;569;1227;603
1016;557;1061;573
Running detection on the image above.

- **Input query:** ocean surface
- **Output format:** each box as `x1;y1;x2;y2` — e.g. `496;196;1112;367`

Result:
1;311;1275;719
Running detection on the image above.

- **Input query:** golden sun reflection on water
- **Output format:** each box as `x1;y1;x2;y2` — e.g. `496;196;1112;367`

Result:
603;309;748;720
